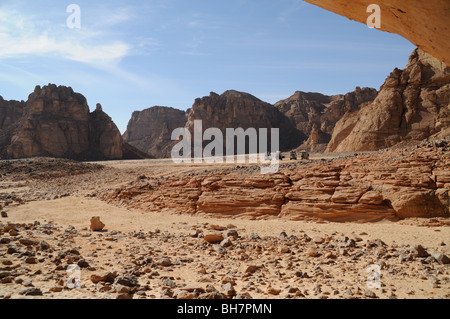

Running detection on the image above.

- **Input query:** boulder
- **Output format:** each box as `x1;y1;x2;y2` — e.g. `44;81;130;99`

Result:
90;216;105;232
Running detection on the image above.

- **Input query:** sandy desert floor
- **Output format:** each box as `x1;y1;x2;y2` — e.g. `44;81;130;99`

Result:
0;155;449;299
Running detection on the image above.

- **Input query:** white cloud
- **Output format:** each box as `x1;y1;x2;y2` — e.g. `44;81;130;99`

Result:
0;6;131;66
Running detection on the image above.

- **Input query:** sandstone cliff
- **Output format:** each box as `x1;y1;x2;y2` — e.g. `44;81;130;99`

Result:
304;0;450;66
1;84;147;161
186;90;305;153
275;87;378;152
123;106;187;159
0;97;25;156
124;90;306;158
327;49;450;152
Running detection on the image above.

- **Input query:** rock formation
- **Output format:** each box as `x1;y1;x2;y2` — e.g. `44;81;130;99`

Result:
100;139;450;222
275;87;378;152
327;49;450;152
0;97;25;156
123;106;187;159
186;90;305;153
304;0;450;66
124;90;306;158
1;84;147;161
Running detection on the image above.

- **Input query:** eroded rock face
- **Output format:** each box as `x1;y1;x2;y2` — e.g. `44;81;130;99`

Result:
186;90;305;153
304;0;450;66
327;49;450;152
123;106;187;159
0;97;26;156
125;91;306;158
100;139;450;222
1;84;143;161
275;88;378;152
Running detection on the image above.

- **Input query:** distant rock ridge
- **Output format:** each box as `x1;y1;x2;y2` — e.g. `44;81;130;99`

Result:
327;49;450;152
275;87;378;152
186;90;305;153
124;90;307;158
0;84;148;161
123;106;187;159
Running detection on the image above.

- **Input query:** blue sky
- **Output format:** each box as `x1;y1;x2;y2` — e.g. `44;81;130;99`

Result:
0;0;416;133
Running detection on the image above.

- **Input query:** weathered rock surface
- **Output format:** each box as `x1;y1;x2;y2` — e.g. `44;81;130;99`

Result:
90;216;105;232
100;139;449;222
186;90;305;153
304;0;450;66
1;84;147;161
123;106;187;159
275;87;378;152
327;49;450;152
124;90;306;158
0;97;26;157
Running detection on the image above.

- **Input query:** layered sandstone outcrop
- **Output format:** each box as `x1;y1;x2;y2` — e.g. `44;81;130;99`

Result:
327;49;450;152
100;139;450;222
123;106;187;159
304;0;450;66
1;84;147;161
275;87;378;152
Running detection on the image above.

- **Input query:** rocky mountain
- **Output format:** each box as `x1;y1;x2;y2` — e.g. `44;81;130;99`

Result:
123;106;187;159
1;84;147;161
124;90;306;158
275;87;378;152
327;49;450;152
0;97;26;156
186;90;305;153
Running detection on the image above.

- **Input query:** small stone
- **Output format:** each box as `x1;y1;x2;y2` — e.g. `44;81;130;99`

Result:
156;258;172;267
212;244;226;254
431;251;450;264
307;248;320;257
90;272;118;284
413;244;429;258
248;233;261;240
77;259;90;268
1;259;12;266
364;290;377;298
220;238;233;248
20;288;43;296
279;232;288;239
90;216;105;232
210;225;226;231
204;234;224;244
221;283;236;297
19;238;39;246
267;287;281;295
1;211;7;218
162;278;177;288
279;246;291;254
226;229;239;239
313;237;324;244
25;257;38;264
115;275;139;288
239;264;260;274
